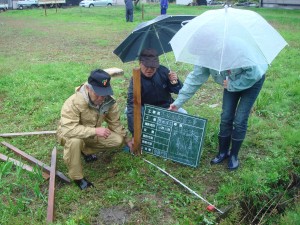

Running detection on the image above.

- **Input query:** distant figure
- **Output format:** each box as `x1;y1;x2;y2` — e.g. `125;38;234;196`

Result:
125;0;133;22
160;0;168;15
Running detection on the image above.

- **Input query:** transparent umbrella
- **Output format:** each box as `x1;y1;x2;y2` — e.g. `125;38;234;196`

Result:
170;6;288;72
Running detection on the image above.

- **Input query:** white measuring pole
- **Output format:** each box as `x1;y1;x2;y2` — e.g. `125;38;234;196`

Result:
143;159;224;214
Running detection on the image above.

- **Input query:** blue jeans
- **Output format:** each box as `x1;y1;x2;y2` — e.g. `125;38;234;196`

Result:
219;75;265;141
126;8;133;22
161;8;167;15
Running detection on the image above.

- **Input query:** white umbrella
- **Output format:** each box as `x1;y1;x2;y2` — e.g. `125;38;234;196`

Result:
170;6;288;72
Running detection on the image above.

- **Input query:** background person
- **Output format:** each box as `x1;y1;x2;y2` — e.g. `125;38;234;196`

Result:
160;0;168;15
126;48;186;138
57;69;132;190
169;65;267;170
125;0;133;22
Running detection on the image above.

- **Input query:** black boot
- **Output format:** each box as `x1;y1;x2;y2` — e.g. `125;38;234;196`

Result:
211;136;231;164
74;178;94;190
81;152;98;163
228;140;243;170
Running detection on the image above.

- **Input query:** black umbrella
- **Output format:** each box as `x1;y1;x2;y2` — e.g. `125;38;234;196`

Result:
113;15;195;65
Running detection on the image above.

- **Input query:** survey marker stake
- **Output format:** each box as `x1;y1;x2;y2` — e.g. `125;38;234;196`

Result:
0;131;56;137
1;141;70;183
0;153;50;179
47;147;57;223
143;159;224;214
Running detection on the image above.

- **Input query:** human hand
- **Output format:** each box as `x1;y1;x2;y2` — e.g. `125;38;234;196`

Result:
168;104;178;111
168;71;178;84
95;127;111;139
126;138;134;153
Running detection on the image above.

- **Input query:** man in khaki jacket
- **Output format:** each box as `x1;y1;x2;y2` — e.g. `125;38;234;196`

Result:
57;69;132;190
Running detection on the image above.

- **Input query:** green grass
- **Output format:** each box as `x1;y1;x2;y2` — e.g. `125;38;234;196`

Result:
0;4;300;225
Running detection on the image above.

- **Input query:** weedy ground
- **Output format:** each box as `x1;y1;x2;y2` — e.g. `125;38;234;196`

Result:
0;4;299;225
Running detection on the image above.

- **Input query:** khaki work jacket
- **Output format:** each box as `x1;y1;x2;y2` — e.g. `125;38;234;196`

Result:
57;84;129;143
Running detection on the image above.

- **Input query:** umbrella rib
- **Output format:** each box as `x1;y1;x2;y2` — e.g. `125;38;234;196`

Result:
137;27;152;58
219;12;228;73
154;25;170;69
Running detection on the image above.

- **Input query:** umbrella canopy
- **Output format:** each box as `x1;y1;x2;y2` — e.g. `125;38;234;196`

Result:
113;15;195;63
170;7;288;72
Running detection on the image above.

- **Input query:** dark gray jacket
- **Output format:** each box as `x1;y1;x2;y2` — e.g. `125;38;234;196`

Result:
126;65;183;134
125;0;133;9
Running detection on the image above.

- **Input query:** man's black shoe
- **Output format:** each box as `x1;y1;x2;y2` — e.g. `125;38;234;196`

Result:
81;152;98;163
74;178;94;190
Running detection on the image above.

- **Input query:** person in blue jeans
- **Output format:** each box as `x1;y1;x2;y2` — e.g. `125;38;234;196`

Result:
160;0;168;15
125;0;133;22
169;65;267;170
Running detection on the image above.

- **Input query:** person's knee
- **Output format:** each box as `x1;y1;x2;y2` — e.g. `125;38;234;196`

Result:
64;138;84;159
67;138;84;148
232;119;247;140
114;135;124;147
221;111;234;124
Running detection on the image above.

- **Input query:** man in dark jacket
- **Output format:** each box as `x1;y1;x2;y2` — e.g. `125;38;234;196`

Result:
126;48;186;136
125;0;133;22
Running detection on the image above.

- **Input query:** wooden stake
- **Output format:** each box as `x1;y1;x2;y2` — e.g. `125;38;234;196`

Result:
133;68;142;155
47;147;57;223
0;131;56;137
0;153;50;179
1;141;70;183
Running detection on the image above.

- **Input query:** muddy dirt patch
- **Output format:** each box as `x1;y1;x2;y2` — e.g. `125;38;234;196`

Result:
99;205;132;225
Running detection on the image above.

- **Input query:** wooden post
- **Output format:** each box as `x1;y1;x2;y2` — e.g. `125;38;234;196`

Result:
47;147;57;223
44;4;47;16
1;141;70;183
133;68;141;155
0;153;50;179
0;131;56;137
142;4;144;20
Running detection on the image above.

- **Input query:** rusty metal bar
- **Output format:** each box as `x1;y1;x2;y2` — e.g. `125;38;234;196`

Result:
0;153;50;179
1;141;70;183
0;131;56;137
47;147;57;223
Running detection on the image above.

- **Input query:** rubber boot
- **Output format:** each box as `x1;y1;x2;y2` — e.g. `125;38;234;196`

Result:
228;139;243;170
210;136;231;164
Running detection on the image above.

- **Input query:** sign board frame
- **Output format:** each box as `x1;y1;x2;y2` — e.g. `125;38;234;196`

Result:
141;104;207;167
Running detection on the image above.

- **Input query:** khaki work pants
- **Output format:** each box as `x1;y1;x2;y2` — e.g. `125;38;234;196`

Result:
59;132;124;180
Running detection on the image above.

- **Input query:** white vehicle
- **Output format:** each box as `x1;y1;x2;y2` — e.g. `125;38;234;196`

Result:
176;0;192;5
79;0;113;8
17;0;65;9
0;3;8;12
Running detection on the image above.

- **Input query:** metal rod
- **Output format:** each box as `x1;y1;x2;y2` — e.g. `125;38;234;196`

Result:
154;26;170;69
143;159;224;214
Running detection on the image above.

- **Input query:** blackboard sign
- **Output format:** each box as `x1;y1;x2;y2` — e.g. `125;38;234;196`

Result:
141;104;207;167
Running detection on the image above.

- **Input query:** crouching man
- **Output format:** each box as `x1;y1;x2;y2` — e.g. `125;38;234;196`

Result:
57;69;133;190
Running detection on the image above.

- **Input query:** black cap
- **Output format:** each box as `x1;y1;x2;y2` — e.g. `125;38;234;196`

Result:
139;48;159;68
88;69;113;96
